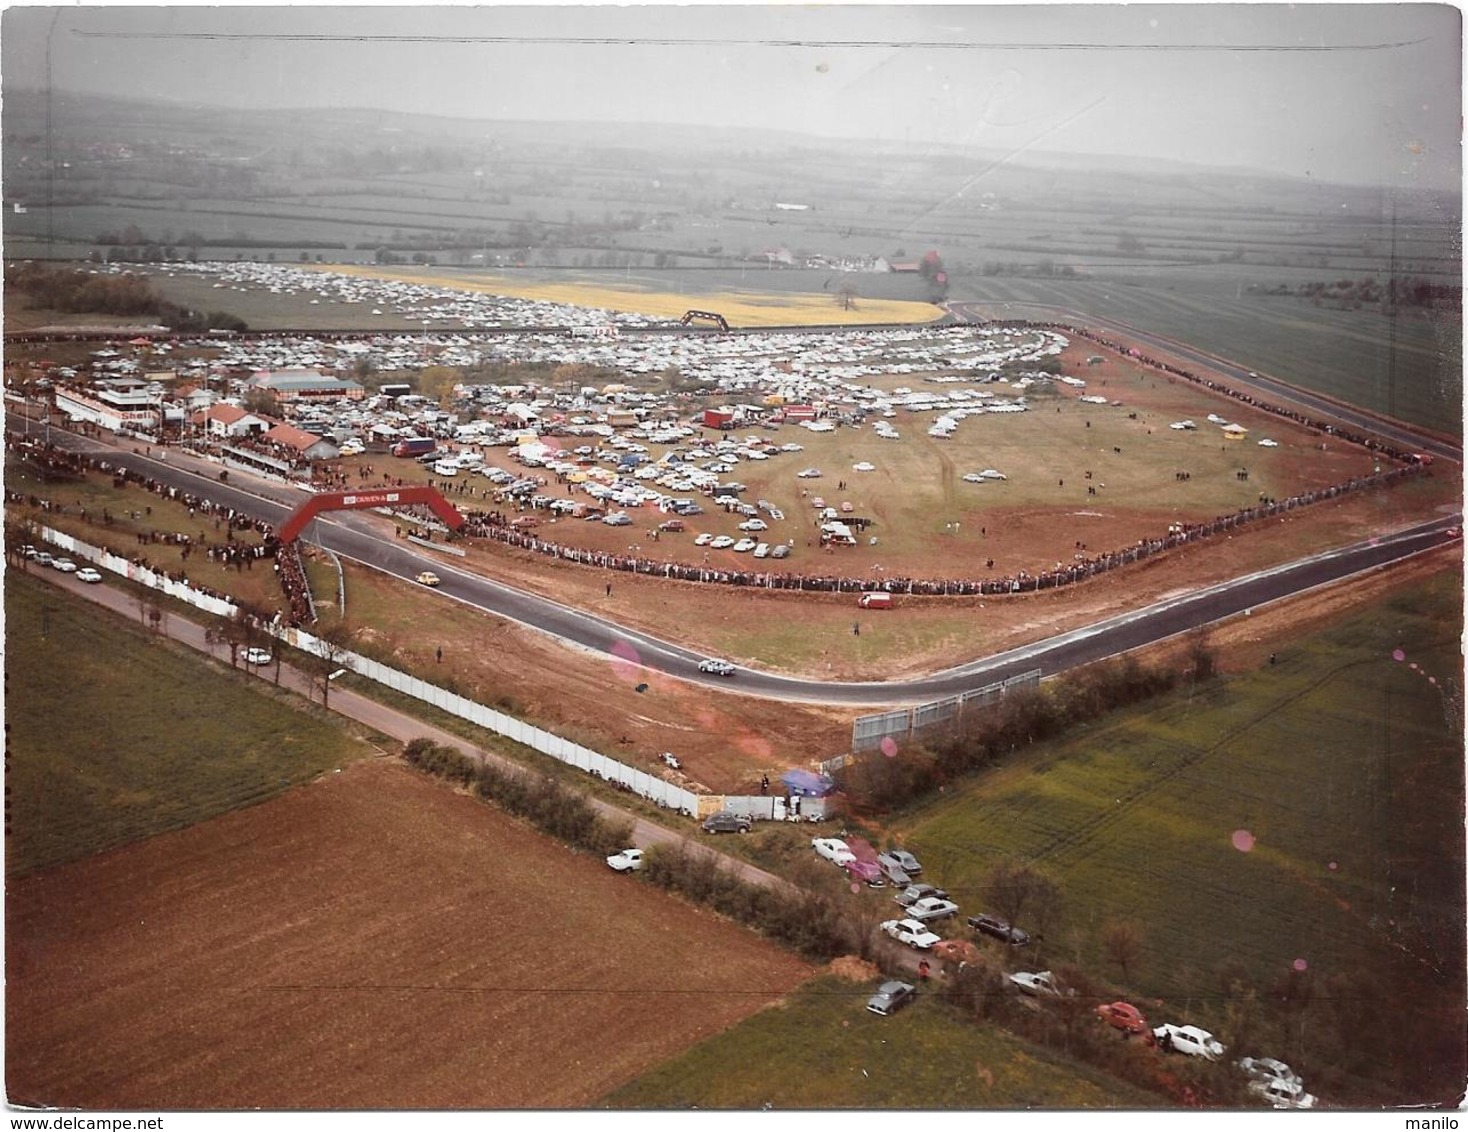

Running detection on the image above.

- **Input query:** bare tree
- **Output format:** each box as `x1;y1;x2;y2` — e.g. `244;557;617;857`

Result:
986;860;1061;945
1101;919;1144;983
310;621;355;708
835;282;859;311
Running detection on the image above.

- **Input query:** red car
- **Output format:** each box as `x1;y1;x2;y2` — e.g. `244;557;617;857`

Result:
1096;1001;1150;1037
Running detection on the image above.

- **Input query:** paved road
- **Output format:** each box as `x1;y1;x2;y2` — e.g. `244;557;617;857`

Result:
18;415;1460;707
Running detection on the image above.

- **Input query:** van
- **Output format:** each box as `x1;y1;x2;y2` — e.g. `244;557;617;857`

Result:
857;592;893;609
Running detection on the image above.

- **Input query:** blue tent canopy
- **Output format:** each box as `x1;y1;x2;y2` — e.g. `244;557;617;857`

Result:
782;769;835;797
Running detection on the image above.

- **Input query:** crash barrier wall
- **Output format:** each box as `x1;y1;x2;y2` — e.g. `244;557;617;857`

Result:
32;528;699;818
282;626;700;817
715;794;831;822
851;669;1042;752
39;527;240;617
409;534;466;557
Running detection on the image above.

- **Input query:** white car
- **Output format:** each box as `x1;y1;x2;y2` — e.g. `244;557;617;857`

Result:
1249;1078;1316;1110
880;918;941;950
709;536;736;549
245;647;273;666
812;838;856;866
732;538;757;552
904;896;959;923
738;518;767;531
697;658;736;677
1009;970;1067;997
693;532;713;546
1238;1057;1299;1085
606;848;645;873
962;472;985;483
752;543;770;559
75;567;103;583
852;461;876;472
796;467;822;478
51;557;78;573
1154;1024;1225;1060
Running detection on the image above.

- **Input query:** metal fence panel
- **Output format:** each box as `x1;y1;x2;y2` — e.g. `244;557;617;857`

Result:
912;696;960;732
851;708;911;752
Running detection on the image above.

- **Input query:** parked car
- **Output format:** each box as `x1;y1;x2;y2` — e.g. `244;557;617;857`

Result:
1154;1024;1225;1060
415;571;441;587
796;467;822;478
968;913;1032;947
737;518;767;531
697;658;735;676
878;848;922;876
866;980;917;1017
844;858;886;887
1096;1001;1150;1036
605;848;645;872
905;896;959;923
75;567;103;584
812;837;856;866
896;884;950;907
880;918;941;950
770;544;791;559
879;860;912;886
1237;1057;1300;1086
709;536;736;549
245;648;273;666
693;532;713;546
51;557;78;573
701;811;752;834
732;538;758;552
33;551;54;566
752;543;770;559
657;519;685;532
1249;1077;1317;1110
1009;970;1067;997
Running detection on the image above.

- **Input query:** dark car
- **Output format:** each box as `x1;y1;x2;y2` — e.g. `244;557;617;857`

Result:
895;883;950;908
866;980;917;1017
701;810;752;834
968;912;1032;947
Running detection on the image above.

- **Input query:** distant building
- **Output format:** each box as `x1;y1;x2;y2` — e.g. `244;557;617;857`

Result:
245;369;365;405
54;376;161;432
263;422;339;461
193;403;272;439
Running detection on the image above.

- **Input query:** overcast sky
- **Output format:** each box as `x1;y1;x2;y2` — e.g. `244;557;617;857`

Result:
2;3;1460;189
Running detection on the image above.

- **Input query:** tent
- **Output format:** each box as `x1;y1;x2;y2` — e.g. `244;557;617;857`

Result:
782;769;835;797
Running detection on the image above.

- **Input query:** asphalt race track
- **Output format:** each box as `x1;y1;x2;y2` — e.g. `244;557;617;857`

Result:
18;413;1460;708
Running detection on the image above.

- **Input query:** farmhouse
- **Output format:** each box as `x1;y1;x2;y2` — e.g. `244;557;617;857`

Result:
262;422;339;461
193;403;271;440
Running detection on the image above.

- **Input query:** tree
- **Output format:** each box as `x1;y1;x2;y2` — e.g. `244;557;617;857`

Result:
1101;919;1144;983
835;282;859;311
310;621;355;708
985;860;1061;945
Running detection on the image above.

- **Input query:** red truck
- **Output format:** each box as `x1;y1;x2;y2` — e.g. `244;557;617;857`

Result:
392;436;437;457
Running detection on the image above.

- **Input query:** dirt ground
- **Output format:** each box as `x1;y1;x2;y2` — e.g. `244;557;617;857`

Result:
313;334;1459;796
4;758;813;1110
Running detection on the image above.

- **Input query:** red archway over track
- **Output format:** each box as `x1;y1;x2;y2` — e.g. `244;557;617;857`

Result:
278;485;466;544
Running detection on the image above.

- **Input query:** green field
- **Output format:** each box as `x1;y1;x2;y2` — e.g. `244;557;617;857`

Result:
600;973;1161;1109
3;570;379;876
887;572;1464;1104
947;272;1461;436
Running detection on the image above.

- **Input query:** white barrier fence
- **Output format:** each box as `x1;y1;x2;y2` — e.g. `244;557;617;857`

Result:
40;526;239;617
35;530;699;817
283;625;699;816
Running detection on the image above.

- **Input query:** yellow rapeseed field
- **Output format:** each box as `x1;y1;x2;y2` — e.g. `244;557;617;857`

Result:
308;264;941;327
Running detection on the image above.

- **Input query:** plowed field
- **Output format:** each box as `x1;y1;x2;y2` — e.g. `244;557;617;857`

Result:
5;759;813;1109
